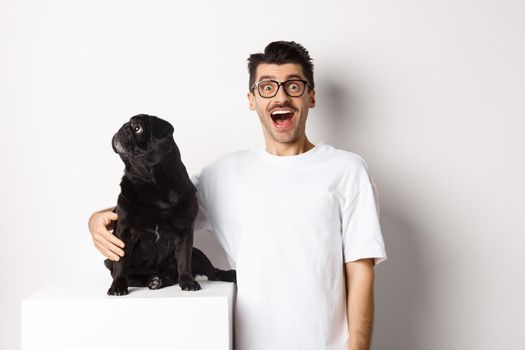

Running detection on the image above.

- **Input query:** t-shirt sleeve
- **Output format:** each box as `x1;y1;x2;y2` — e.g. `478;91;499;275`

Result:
341;161;387;265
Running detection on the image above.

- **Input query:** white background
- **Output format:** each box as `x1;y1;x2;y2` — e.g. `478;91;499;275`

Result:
1;0;524;349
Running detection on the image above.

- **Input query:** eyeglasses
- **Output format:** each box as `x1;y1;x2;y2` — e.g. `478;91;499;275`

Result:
250;79;312;98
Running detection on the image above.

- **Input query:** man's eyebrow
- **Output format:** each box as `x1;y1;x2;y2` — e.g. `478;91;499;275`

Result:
257;74;306;81
285;74;305;80
257;75;275;81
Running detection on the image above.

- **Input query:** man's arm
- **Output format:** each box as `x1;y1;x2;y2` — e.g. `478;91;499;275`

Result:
345;258;375;350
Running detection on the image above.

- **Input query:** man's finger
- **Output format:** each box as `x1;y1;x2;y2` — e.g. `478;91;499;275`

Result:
99;235;125;257
94;241;120;261
93;231;125;257
104;212;118;225
104;231;125;249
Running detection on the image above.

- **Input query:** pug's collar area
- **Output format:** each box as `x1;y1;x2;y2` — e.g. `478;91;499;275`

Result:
118;192;181;213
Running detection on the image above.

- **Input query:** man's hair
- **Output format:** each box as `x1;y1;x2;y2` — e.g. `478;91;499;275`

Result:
247;41;315;91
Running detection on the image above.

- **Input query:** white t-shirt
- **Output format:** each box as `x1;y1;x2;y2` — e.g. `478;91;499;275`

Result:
193;143;387;350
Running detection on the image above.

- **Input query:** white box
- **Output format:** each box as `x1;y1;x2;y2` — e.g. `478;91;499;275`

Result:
21;277;235;350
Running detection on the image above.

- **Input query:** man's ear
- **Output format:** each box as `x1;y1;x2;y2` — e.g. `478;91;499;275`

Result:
151;116;174;139
248;92;256;111
309;89;316;108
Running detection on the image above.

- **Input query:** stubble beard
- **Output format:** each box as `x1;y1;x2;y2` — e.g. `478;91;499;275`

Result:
269;125;301;144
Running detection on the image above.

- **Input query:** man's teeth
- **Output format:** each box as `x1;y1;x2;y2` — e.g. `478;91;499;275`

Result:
271;110;293;115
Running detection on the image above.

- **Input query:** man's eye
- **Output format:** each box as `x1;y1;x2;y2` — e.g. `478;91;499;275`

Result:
288;83;299;90
262;84;274;91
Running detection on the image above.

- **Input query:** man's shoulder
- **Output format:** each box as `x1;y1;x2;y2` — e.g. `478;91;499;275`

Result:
206;149;254;169
320;143;370;172
197;149;255;180
319;144;378;196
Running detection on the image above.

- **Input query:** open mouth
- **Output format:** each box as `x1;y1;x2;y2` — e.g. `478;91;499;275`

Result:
270;109;295;129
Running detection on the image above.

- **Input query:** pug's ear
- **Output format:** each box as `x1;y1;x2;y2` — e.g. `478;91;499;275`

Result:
151;116;174;139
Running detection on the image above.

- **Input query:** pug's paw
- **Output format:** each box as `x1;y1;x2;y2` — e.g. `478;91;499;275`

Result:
179;275;201;291
107;277;128;296
148;276;163;290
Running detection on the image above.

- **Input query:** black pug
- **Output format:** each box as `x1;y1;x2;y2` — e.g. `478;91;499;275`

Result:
105;114;236;296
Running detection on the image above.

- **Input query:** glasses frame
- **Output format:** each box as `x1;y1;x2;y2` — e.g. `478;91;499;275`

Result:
250;79;313;98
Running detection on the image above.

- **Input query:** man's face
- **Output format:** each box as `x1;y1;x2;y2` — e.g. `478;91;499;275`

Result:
248;63;315;146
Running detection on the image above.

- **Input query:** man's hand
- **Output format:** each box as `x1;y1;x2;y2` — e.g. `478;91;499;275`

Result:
88;207;125;261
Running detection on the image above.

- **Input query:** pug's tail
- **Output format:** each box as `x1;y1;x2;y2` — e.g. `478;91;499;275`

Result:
191;247;237;283
208;269;237;283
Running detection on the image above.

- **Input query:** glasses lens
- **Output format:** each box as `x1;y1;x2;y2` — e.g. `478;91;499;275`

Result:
258;80;279;98
284;80;306;97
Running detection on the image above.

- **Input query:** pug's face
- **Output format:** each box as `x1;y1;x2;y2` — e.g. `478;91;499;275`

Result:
112;114;178;173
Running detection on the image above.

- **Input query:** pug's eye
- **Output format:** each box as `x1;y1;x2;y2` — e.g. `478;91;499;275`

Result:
133;124;143;135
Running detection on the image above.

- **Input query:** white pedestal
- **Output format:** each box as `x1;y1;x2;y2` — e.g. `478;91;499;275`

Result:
21;276;235;350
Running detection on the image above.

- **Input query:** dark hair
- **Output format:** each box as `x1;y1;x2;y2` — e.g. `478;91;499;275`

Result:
247;41;315;91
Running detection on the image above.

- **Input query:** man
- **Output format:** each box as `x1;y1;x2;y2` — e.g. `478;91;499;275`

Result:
89;41;387;350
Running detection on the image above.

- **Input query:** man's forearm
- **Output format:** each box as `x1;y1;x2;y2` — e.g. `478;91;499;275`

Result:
346;259;375;350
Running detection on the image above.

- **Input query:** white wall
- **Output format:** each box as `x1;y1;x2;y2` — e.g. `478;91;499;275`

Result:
1;0;524;349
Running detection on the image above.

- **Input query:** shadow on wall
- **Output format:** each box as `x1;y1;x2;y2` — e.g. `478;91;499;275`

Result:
318;78;429;350
374;207;428;350
194;230;232;270
315;78;356;148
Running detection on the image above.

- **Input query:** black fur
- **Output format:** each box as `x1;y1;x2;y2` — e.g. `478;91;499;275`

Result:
105;114;236;296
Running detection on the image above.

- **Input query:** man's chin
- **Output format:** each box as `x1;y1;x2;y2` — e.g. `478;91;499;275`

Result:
269;129;300;145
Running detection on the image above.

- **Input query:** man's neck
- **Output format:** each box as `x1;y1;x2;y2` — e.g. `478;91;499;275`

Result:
264;137;315;156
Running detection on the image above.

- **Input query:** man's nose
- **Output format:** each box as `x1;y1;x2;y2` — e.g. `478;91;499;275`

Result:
273;84;291;102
